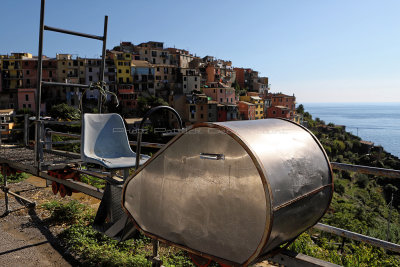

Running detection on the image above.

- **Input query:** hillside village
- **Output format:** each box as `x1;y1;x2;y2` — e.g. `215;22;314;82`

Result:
0;41;298;134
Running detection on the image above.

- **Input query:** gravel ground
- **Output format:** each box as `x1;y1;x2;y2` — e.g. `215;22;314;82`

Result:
0;176;97;267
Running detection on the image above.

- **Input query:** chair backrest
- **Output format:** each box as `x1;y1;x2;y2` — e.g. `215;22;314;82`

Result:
81;113;134;162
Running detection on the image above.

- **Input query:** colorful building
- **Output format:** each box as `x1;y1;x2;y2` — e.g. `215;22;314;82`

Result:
239;95;264;119
266;93;297;121
131;60;155;94
238;101;256;120
267;105;292;120
0;109;15;140
202;83;236;104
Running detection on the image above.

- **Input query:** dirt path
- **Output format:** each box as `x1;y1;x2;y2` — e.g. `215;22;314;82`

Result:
0;176;99;267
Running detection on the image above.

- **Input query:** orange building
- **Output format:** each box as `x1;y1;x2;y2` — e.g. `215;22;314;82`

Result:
238;101;255;120
267;105;293;120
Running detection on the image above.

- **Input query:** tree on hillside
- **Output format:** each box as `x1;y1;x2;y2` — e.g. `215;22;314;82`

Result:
296;104;304;114
137;96;169;116
49;103;80;121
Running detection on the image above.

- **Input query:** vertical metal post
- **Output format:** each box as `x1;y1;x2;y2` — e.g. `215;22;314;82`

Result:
151;239;161;267
98;15;108;113
3;165;9;214
35;0;45;166
24;114;29;146
387;192;394;242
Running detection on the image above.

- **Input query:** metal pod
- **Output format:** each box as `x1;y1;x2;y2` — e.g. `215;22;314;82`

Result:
122;119;333;266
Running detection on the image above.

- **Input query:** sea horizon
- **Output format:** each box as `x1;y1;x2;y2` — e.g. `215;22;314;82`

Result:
301;102;400;158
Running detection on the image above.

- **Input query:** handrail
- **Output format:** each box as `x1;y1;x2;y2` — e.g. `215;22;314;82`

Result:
135;106;183;170
314;223;400;253
331;162;400;179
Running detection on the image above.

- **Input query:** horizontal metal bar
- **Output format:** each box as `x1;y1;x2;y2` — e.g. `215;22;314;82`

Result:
43;149;81;159
49;131;80;138
331;162;400;179
314;223;400;253
42;120;81;125
129;141;164;149
42;81;90;88
39;171;103;199
43;140;80;145
268;249;341;267
1;187;36;206
44;25;104;40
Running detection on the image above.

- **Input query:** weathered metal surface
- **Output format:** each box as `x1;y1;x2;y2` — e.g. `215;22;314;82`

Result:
122;119;333;266
314;223;400;253
331;162;400;179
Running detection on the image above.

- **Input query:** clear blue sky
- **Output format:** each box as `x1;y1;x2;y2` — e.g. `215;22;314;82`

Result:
1;0;400;103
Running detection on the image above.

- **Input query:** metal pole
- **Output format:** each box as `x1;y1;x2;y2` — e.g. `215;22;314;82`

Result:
98;15;108;113
151;239;161;267
387;193;393;242
3;165;9;214
35;0;45;166
24;114;28;146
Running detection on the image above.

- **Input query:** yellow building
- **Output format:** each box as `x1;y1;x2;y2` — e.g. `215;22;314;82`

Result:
0;53;32;90
239;95;264;120
110;51;133;84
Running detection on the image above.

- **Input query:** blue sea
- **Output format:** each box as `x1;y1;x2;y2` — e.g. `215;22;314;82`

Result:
303;103;400;158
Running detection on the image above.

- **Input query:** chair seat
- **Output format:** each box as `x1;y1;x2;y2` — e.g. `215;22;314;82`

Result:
81;113;151;169
85;154;150;169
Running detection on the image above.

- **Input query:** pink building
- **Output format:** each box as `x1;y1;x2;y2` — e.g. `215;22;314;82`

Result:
202;83;236;104
18;88;46;113
18;88;35;111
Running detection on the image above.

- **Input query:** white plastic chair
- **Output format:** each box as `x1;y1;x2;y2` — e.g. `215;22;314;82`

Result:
81;113;149;169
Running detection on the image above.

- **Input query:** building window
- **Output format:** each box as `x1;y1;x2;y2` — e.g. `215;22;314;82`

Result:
62;70;66;73
184;84;186;88
195;84;197;89
195;77;197;81
200;114;204;119
26;70;30;75
230;98;233;102
118;69;122;73
49;71;52;77
200;106;203;110
126;69;129;74
89;76;93;81
256;111;258;115
282;111;285;115
27;79;30;85
220;89;222;93
89;67;92;72
220;98;223;102
272;110;276;114
28;104;31;108
153;58;156;64
119;77;123;83
184;77;187;81
23;104;26;108
25;94;29;101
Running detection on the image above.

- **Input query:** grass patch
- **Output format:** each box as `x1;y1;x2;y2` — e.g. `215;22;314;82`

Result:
41;200;95;225
41;200;203;266
0;172;30;184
